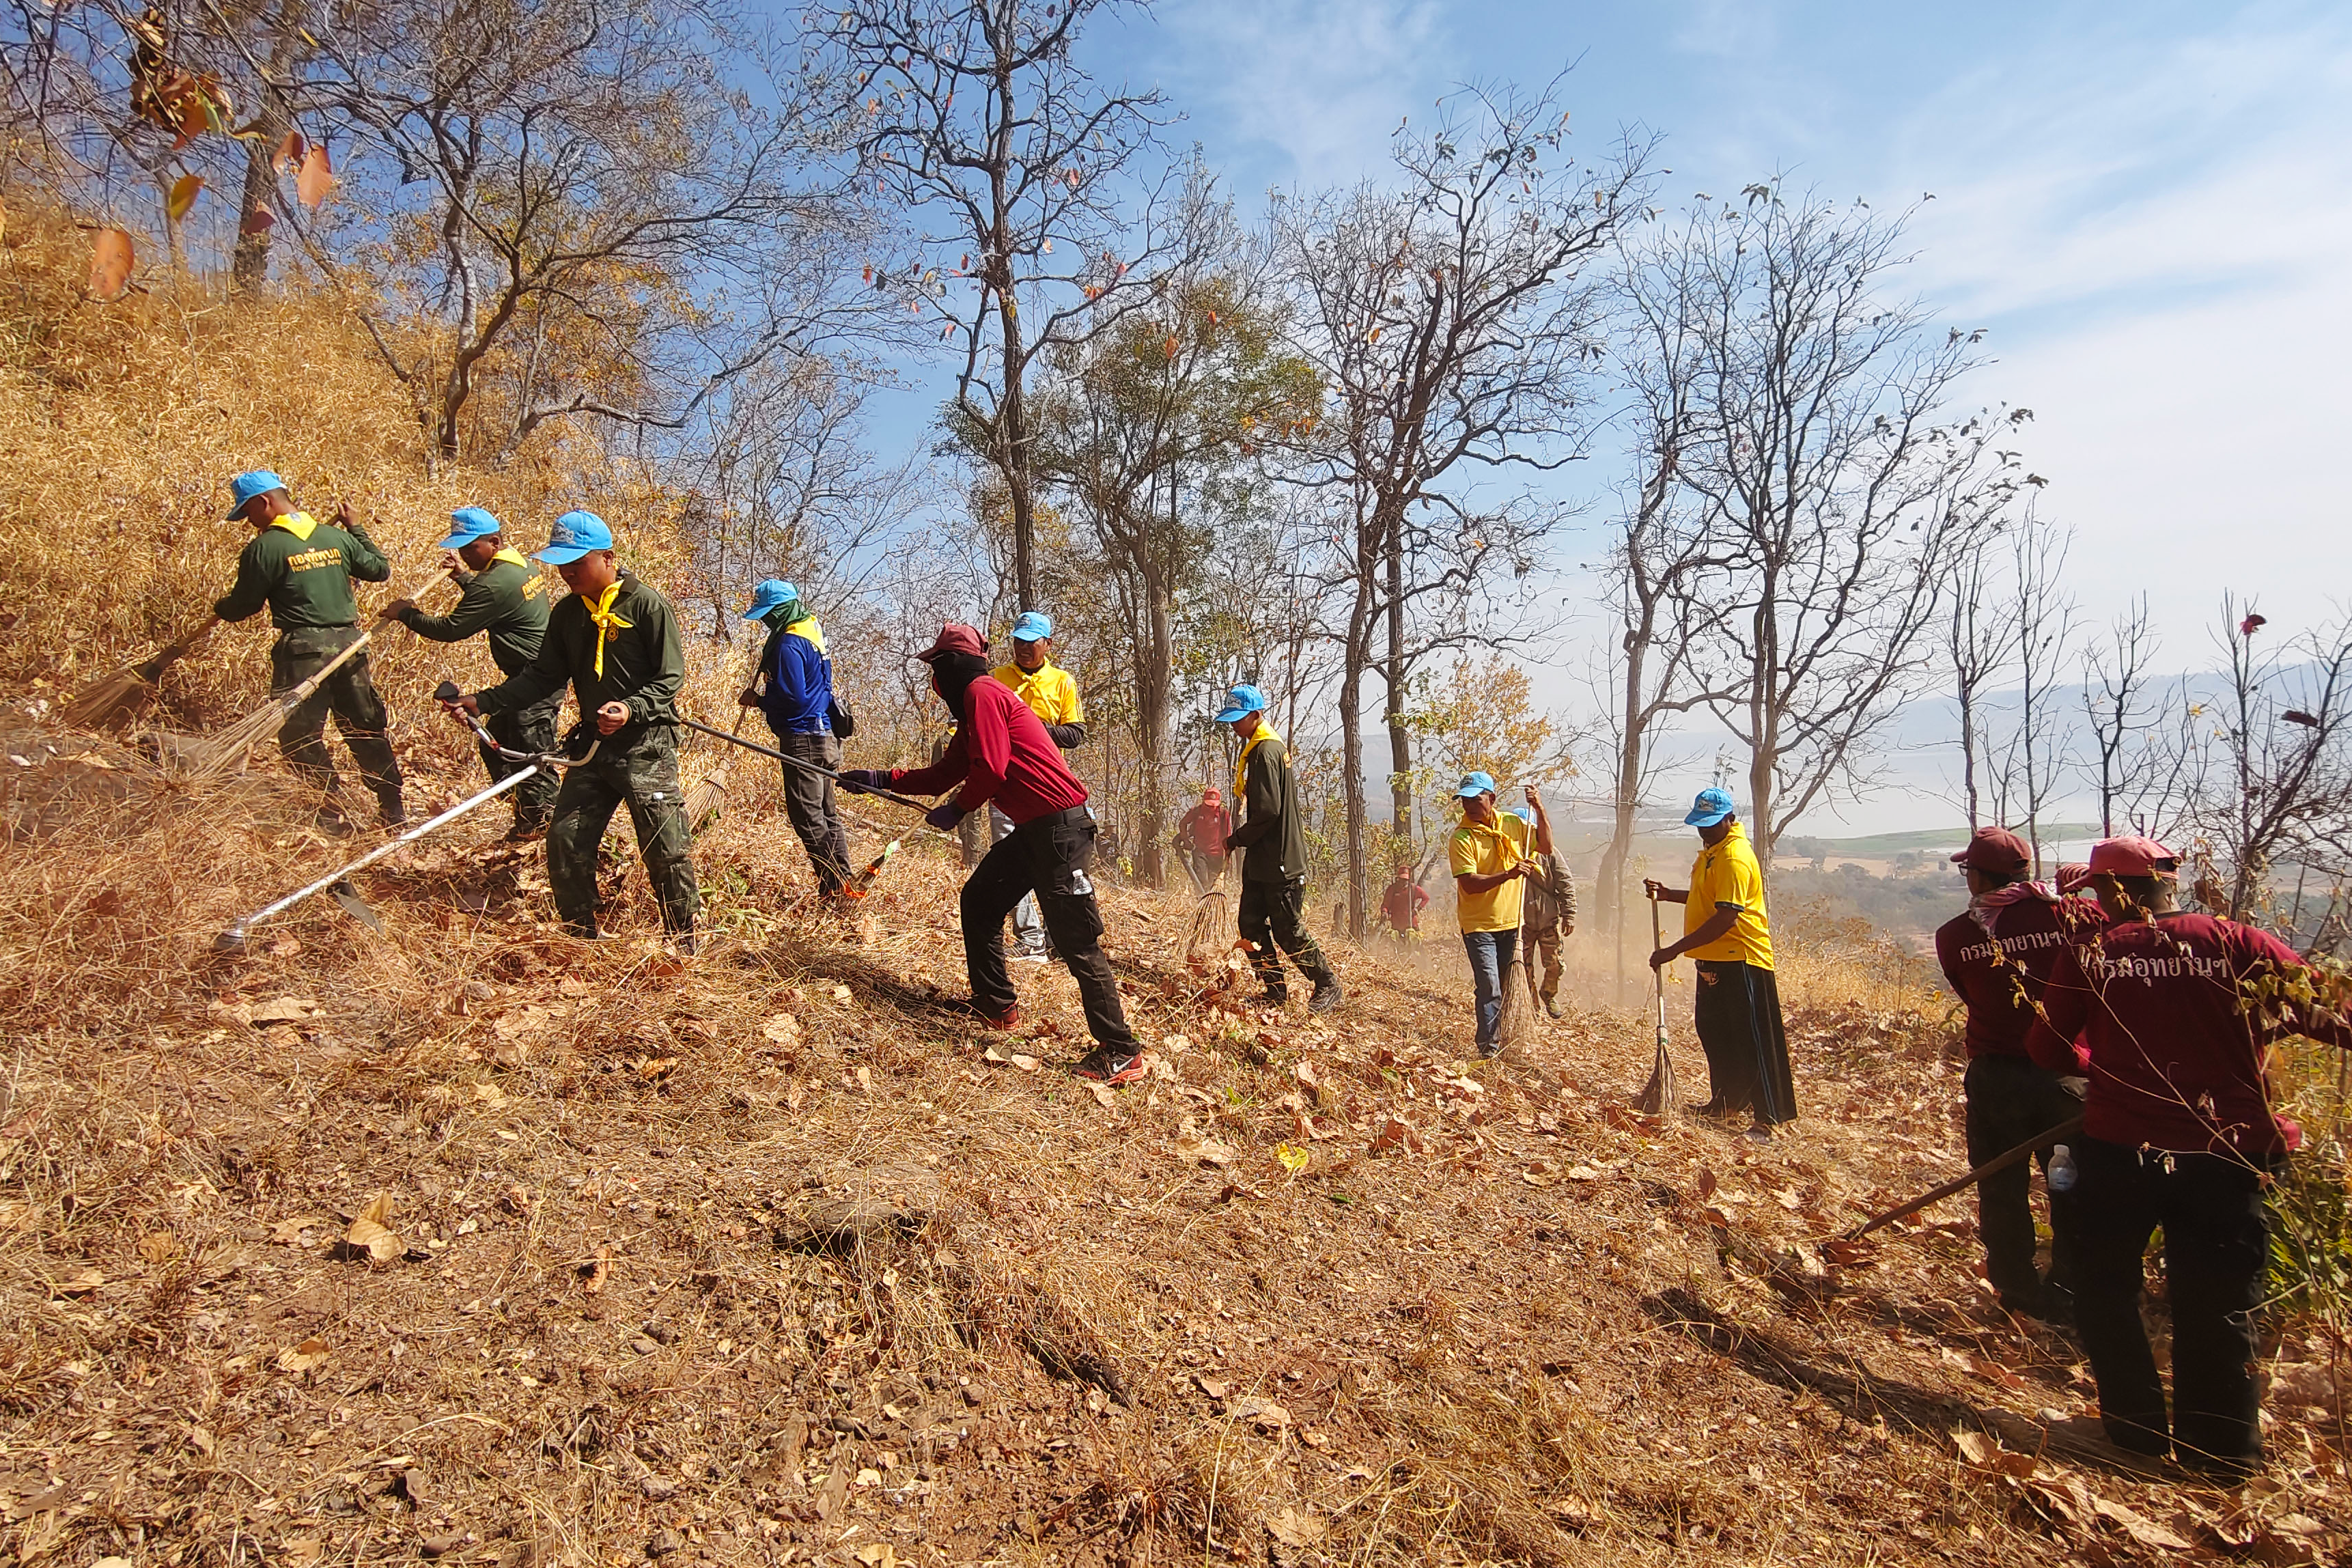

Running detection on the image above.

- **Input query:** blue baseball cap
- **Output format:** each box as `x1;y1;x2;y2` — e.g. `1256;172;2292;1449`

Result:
1456;771;1498;800
1511;805;1534;823
535;509;613;565
1011;611;1052;642
1214;684;1268;723
743;578;800;621
1685;787;1737;827
225;470;288;518
437;507;503;549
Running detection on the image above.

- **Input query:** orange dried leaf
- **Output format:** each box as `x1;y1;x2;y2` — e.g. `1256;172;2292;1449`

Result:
296;144;334;208
240;204;275;238
274;130;307;175
87;229;134;300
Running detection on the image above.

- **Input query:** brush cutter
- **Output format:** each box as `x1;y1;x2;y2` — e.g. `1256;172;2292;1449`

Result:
182;567;453;781
841;838;899;899
1833;1112;2086;1248
61;615;220;729
214;694;599;951
1633;891;1677;1116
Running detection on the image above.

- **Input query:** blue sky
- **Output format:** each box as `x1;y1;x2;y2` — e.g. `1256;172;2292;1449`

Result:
858;0;2352;830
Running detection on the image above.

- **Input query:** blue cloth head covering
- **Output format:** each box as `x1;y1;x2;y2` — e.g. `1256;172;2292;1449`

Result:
535;509;613;564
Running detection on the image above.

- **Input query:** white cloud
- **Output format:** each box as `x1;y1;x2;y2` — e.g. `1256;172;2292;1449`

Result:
1151;0;1456;188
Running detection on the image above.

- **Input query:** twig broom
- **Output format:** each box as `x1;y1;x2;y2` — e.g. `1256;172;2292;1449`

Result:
1633;890;1677;1116
1183;886;1231;964
177;568;448;781
1497;927;1540;1054
61;615;221;729
684;705;748;832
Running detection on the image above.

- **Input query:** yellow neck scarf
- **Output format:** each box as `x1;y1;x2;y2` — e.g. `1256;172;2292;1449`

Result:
786;614;826;655
268;511;320;542
490;547;530;570
583;579;632;678
1234;721;1279;805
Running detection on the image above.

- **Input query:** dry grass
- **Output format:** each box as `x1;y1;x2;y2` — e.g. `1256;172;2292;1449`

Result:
3;191;2350;1568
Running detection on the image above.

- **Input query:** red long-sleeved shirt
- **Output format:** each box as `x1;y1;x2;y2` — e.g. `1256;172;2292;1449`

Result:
890;676;1087;824
2024;911;2351;1156
1934;893;2106;1059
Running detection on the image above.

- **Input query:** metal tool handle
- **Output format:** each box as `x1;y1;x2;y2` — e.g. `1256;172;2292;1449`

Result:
436;682;602;770
676;715;943;821
1649;888;1668;1029
1839;1113;2087;1244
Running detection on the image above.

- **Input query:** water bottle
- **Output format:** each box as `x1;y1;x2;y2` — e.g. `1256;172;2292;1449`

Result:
2048;1145;2077;1194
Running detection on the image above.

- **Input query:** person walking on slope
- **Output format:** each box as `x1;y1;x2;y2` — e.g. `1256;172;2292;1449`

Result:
388;506;557;839
991;612;1087;960
1379;864;1429;944
1218;684;1343;1014
1173;787;1232;893
1450;775;1551;1055
1933;824;2103;1322
738;578;851;897
440;512;699;947
2025;836;2352;1479
839;625;1143;1082
1515;805;1578;1017
211;470;406;835
1644;787;1796;1140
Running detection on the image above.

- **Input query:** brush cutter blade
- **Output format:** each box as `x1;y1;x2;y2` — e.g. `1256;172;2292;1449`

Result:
328;878;382;932
211;924;249;953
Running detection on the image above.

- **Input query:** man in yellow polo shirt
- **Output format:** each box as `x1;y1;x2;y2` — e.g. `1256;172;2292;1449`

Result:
990;611;1086;959
1644;787;1797;1139
1449;772;1554;1058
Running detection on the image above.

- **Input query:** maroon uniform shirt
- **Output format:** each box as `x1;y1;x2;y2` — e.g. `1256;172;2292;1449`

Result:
890;676;1087;825
1934;891;2106;1059
2025;910;2351;1156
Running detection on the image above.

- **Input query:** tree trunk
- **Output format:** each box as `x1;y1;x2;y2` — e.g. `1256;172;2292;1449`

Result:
230;0;305;296
1600;630;1651;1007
1134;561;1174;890
1382;501;1414;850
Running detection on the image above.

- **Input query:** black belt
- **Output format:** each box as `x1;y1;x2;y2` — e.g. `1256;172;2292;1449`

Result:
1017;804;1093;829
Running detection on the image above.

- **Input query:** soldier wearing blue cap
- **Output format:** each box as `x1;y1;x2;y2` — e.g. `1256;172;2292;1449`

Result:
990;611;1085;960
441;511;698;946
389;507;557;838
1644;787;1795;1139
1218;683;1342;1013
211;470;406;834
738;578;850;895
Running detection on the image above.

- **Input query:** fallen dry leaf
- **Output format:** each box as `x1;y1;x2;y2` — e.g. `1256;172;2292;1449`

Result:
1229;1395;1290;1429
1265;1507;1326;1548
762;1014;801;1045
137;1230;182;1264
248;996;318;1026
583;1244;611;1295
345;1191;402;1265
2091;1496;2193;1551
277;1336;330;1373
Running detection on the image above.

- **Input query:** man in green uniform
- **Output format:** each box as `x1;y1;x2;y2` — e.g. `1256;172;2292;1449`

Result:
387;507;558;839
211;469;406;834
440;511;698;947
1217;684;1342;1013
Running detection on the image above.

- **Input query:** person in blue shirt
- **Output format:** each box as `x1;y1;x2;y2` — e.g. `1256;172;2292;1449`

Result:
738;578;850;896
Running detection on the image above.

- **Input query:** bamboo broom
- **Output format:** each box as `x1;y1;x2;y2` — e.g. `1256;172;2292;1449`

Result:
684;705;748;833
178;568;449;781
1633;890;1679;1117
60;615;220;729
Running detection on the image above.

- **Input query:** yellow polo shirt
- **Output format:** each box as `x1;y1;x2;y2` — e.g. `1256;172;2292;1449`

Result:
1685;821;1774;969
1449;810;1530;934
992;660;1083;729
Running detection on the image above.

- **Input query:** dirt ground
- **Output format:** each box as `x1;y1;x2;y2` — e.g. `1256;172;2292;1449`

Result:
1;729;2347;1568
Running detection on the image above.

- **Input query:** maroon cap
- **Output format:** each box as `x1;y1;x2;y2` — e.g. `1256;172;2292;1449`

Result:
1952;825;2030;874
915;622;986;663
2085;835;2179;877
2056;862;2091;893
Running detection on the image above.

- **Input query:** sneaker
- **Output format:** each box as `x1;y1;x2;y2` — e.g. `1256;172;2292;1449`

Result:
312;804;356;838
1476;1039;1503;1059
505;821;550;843
971;1002;1021;1031
1309;980;1344;1016
1744;1123;1774;1144
1261;990;1289;1007
1011;948;1050;964
1072;1048;1146;1085
1543;996;1563;1020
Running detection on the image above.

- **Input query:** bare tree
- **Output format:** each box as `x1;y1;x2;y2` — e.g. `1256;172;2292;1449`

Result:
1989;513;2077;871
2201;600;2352;922
1270;79;1651;930
2082;593;2159;838
1943;524;2018;832
1649;183;2032;866
820;0;1190;611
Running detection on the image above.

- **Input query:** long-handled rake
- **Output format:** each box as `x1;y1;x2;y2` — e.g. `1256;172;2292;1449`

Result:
1633;891;1677;1116
215;696;600;951
684;706;748;833
180;567;451;781
62;615;220;729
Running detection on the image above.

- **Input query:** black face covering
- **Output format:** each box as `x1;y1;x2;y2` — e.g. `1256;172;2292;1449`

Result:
929;651;991;718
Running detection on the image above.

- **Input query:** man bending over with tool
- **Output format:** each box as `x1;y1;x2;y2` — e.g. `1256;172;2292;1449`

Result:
388;506;557;840
2026;836;2351;1478
838;624;1143;1083
440;512;699;948
212;469;406;835
1933;825;2102;1322
740;578;851;897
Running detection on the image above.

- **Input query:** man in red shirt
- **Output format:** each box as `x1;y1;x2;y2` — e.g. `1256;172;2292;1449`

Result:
1933;824;2104;1321
1377;865;1428;943
1173;788;1232;893
839;625;1143;1084
2026;836;2351;1476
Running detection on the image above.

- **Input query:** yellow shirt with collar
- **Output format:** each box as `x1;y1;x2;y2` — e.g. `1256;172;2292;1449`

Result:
1449;809;1530;934
991;658;1083;729
1685;820;1774;969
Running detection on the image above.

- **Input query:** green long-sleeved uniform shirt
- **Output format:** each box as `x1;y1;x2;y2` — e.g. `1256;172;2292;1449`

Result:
476;571;683;733
212;512;391;630
395;550;550;676
1229;731;1312;883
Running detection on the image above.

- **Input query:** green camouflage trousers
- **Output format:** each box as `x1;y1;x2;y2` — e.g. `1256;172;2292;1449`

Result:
546;726;699;938
270;625;403;820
